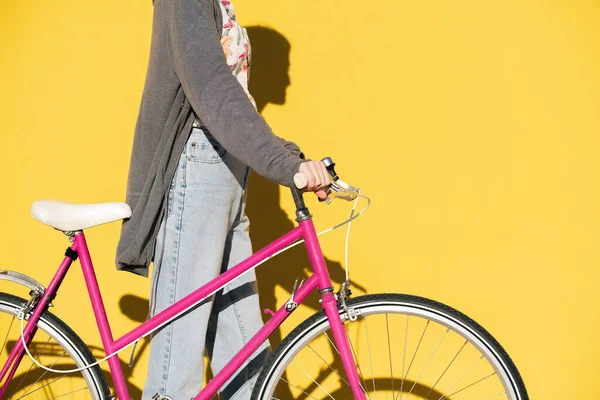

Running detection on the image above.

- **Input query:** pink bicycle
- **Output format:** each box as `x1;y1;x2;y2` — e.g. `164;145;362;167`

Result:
0;158;528;399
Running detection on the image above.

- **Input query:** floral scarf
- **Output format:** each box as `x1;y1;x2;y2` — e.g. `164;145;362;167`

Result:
218;0;256;107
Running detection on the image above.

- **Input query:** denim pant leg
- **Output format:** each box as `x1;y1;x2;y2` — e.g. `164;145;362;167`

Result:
142;127;265;400
205;191;271;400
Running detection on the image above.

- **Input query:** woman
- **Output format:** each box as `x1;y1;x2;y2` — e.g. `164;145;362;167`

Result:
116;0;330;398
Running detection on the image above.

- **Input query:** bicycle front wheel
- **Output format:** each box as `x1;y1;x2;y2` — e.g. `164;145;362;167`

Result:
0;292;110;399
253;293;528;400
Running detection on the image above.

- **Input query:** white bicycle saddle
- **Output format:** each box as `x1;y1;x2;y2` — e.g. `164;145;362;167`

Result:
30;200;132;231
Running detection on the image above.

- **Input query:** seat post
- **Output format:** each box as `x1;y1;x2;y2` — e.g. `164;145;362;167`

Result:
61;229;82;242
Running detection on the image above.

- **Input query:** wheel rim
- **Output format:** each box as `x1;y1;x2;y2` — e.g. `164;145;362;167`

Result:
0;297;105;400
258;297;522;400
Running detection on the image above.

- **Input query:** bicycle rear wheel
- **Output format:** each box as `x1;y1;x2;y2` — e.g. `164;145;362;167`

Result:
0;292;110;399
252;293;528;400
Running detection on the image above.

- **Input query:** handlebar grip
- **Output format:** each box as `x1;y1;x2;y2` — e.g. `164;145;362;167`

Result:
293;173;308;189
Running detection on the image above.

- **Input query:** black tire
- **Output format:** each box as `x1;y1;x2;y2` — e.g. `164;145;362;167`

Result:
0;292;111;399
252;293;528;400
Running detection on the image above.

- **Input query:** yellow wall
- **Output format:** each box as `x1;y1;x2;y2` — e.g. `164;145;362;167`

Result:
1;0;599;398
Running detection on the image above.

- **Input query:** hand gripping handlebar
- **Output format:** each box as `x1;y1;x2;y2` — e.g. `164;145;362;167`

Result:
293;157;360;203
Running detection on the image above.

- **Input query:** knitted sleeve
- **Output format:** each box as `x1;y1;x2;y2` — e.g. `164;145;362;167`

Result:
163;0;304;187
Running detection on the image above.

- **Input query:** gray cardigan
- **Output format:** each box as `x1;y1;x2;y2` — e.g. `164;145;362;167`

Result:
116;0;304;276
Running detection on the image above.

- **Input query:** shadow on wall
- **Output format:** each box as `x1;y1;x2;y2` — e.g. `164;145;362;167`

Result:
244;25;367;349
115;26;366;397
243;26;368;399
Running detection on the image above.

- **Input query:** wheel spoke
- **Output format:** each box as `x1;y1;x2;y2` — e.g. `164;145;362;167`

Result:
279;376;321;400
291;360;336;399
322;330;369;395
0;293;107;399
363;316;378;400
396;319;429;400
345;324;373;399
399;315;409;398
1;315;15;357
42;386;89;399
404;328;449;399
385;314;395;400
10;337;52;399
257;295;525;400
16;351;67;399
424;340;468;400
446;372;497;398
438;355;484;400
323;331;341;355
306;343;351;387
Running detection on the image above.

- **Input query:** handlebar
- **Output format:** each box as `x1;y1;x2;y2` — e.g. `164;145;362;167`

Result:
292;157;360;209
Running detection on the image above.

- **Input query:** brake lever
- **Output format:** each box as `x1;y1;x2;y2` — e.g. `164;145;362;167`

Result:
319;179;360;203
329;179;360;201
316;157;360;203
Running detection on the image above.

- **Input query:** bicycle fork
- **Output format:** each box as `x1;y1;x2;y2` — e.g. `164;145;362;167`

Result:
299;218;367;400
322;291;367;399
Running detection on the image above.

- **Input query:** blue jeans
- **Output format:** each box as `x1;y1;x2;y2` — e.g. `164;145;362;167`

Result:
142;127;270;400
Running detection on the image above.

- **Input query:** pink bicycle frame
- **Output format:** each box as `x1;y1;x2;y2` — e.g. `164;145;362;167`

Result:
0;218;367;400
